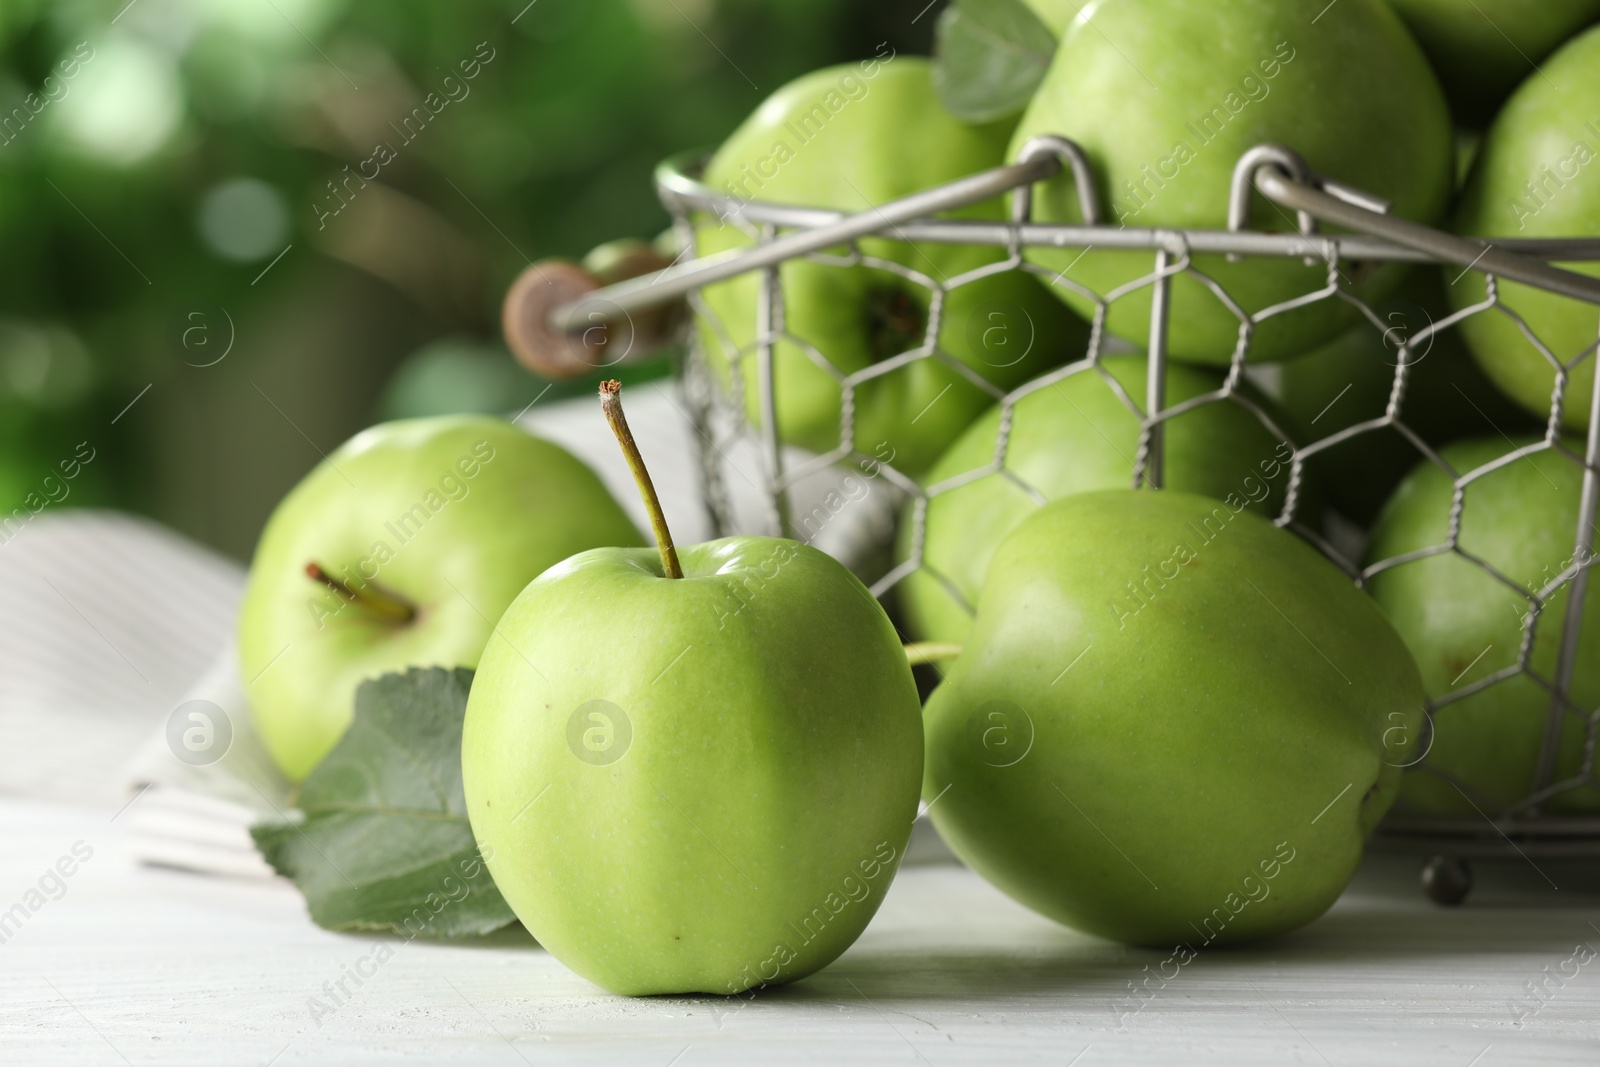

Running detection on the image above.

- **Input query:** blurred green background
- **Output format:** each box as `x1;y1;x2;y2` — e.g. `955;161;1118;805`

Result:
0;0;937;559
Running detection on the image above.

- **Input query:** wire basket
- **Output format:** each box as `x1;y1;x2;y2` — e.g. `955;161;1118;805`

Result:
517;138;1600;892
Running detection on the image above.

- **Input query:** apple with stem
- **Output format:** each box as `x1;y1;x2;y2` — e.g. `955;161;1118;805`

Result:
237;416;642;782
461;382;923;996
922;489;1425;946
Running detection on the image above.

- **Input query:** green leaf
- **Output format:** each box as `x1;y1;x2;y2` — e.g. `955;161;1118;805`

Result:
251;667;517;939
933;0;1058;125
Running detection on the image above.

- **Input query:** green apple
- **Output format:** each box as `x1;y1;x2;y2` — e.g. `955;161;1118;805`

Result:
923;489;1425;946
1270;271;1540;523
1367;436;1600;814
237;416;642;782
1010;0;1454;364
462;384;923;996
896;355;1296;645
1387;0;1600;124
695;57;1088;474
1018;0;1079;37
1449;24;1600;433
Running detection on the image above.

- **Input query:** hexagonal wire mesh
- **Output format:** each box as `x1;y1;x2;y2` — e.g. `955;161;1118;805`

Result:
632;139;1600;854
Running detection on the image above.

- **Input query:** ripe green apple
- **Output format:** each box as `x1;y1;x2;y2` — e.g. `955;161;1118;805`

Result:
461;384;922;995
1387;0;1600;124
237;416;642;782
695;57;1088;474
1367;436;1600;814
896;355;1296;645
923;489;1425;947
1018;0;1079;37
1010;0;1454;364
1270;271;1540;523
1449;24;1600;433
461;536;923;995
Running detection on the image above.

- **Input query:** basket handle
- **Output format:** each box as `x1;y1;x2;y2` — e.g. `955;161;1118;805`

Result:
506;140;1600;378
525;155;1064;355
1247;158;1600;306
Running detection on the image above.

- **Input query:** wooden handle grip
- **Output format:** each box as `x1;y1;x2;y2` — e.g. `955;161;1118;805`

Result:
501;243;683;381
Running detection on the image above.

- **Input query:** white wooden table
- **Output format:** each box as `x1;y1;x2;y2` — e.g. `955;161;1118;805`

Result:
4;796;1599;1065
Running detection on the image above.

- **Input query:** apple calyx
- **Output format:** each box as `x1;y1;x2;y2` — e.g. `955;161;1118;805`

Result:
865;284;926;360
600;379;683;579
903;641;963;666
304;562;417;624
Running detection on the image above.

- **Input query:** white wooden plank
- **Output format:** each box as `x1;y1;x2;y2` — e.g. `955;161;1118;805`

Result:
2;797;1598;1065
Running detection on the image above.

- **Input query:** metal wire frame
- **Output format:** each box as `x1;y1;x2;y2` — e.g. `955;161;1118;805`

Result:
563;138;1600;849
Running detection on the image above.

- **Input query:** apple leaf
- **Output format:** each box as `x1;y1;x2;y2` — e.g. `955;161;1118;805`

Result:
933;0;1058;124
251;667;516;938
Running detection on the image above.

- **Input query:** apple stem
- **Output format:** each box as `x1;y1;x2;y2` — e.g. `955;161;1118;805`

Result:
903;642;963;666
600;380;683;579
305;562;417;623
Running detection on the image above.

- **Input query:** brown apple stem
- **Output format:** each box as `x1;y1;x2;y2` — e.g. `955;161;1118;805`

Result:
600;379;683;579
305;562;417;623
903;642;963;666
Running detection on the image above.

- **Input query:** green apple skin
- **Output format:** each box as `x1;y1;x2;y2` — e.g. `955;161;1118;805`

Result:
238;417;642;782
1367;437;1600;814
695;58;1088;475
1018;0;1080;37
1272;271;1540;524
1449;25;1600;433
1010;0;1454;365
896;355;1296;645
1388;0;1600;124
461;538;923;996
923;489;1425;947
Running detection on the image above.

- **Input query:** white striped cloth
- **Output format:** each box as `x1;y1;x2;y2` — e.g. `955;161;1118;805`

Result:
0;509;244;808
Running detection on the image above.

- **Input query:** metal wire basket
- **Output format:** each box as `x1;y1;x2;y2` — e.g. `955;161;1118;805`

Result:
510;137;1600;896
